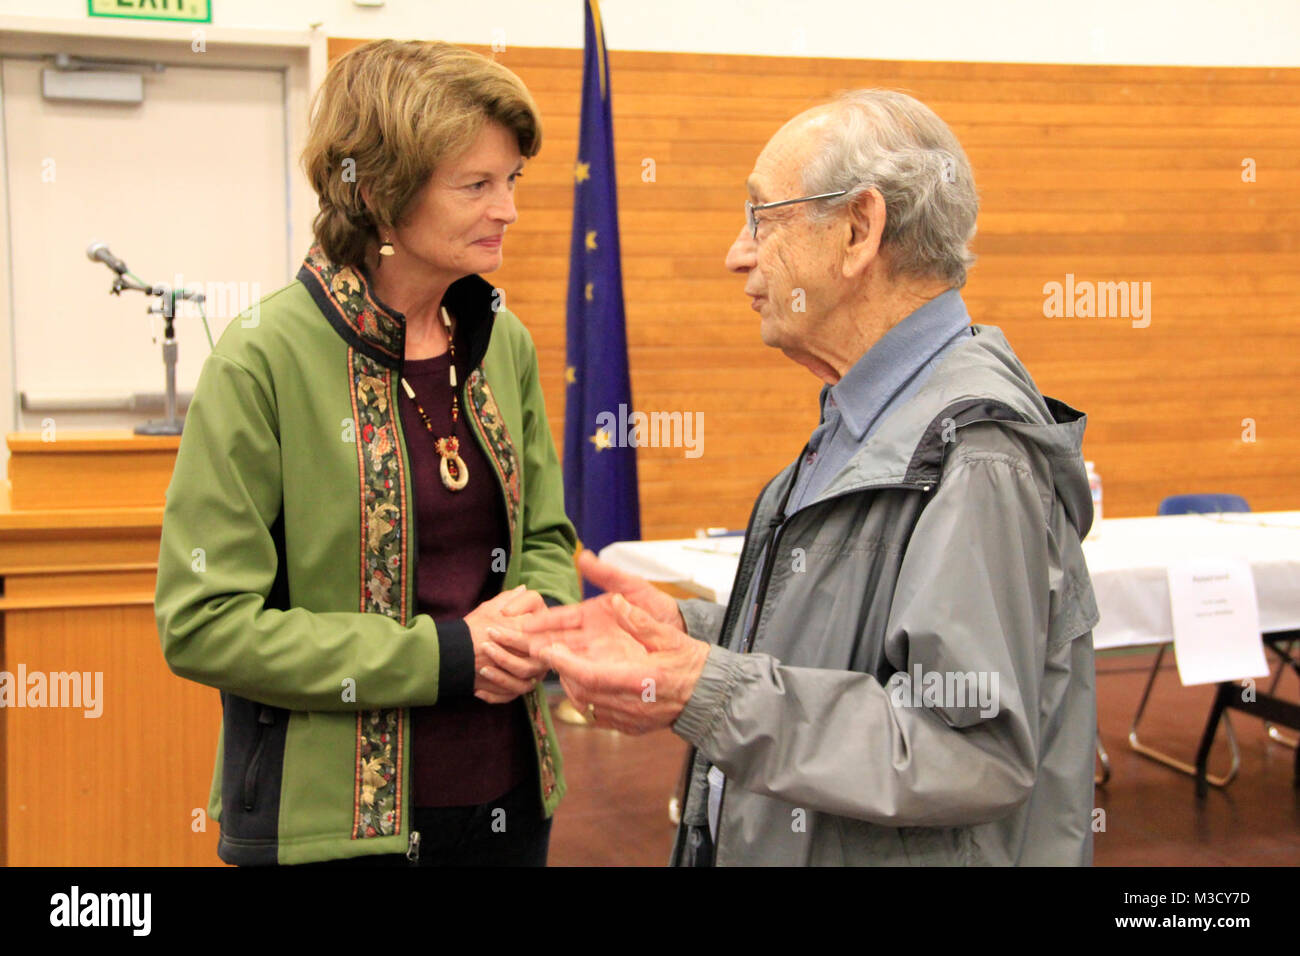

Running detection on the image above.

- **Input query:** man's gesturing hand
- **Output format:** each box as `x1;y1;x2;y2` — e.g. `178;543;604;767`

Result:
573;548;686;631
486;592;710;735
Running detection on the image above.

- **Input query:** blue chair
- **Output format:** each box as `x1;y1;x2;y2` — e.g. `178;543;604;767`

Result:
1126;494;1256;787
1157;493;1251;516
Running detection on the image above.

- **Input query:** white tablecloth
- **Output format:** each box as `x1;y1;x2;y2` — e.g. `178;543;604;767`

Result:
599;511;1300;651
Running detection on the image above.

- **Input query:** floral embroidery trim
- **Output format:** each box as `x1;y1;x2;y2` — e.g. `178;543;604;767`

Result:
524;689;559;800
464;371;562;808
465;367;522;540
349;345;406;839
302;244;403;363
464;375;557;805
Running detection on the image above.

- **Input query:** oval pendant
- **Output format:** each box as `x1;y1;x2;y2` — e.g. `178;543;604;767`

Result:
439;451;469;492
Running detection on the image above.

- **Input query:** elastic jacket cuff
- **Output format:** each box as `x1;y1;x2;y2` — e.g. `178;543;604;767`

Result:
673;644;744;747
433;618;475;698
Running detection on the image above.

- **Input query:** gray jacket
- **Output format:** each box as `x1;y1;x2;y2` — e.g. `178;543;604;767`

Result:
669;325;1099;866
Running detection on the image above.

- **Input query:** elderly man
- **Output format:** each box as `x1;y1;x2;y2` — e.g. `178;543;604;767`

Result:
486;89;1099;866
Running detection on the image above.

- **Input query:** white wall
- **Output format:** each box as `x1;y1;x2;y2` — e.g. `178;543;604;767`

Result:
0;0;1297;67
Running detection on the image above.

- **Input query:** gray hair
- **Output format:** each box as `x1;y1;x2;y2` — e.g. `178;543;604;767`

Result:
801;89;978;288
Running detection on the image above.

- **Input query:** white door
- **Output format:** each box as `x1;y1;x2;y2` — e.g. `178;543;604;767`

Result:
1;55;289;453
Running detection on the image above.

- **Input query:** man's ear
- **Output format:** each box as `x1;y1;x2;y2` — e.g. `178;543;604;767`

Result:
842;187;885;279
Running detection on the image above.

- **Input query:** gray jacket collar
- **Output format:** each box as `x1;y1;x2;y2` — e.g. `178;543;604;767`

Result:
795;324;1093;537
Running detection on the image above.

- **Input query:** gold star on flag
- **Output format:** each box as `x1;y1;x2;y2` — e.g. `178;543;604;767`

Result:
574;161;590;183
589;428;612;451
584;282;594;302
585;230;598;251
564;366;576;385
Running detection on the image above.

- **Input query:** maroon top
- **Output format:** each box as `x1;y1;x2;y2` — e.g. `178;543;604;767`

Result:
399;350;533;808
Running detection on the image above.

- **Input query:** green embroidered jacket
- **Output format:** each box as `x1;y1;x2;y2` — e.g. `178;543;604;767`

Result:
154;247;580;865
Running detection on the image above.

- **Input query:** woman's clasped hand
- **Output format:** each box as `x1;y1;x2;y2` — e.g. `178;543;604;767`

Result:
465;585;551;704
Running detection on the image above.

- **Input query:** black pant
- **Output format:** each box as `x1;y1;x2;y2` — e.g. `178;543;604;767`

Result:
291;774;551;867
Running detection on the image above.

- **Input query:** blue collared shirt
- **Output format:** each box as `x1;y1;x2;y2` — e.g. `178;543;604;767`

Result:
784;288;974;517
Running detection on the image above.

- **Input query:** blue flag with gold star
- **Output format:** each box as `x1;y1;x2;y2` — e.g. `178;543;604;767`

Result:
564;0;640;581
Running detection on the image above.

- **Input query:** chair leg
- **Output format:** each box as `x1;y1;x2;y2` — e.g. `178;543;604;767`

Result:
1264;639;1299;749
1128;644;1240;788
1095;727;1111;785
1196;683;1238;798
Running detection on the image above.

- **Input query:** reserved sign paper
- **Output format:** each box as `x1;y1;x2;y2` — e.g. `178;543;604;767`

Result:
1166;558;1270;686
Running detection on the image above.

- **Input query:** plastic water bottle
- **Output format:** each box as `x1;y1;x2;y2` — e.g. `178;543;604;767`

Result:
1085;460;1102;540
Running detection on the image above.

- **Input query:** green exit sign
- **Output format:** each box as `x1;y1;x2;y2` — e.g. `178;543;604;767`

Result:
88;0;212;23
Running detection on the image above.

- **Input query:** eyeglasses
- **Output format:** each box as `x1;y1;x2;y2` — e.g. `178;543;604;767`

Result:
745;190;848;240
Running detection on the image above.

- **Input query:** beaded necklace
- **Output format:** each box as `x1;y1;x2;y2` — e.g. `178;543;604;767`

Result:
399;306;468;491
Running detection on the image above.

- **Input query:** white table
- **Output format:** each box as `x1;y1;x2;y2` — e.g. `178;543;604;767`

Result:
600;511;1300;652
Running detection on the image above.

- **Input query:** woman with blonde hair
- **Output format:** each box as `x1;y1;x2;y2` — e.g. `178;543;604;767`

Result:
155;39;578;866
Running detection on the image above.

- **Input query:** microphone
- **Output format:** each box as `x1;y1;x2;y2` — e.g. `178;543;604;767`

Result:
86;241;129;275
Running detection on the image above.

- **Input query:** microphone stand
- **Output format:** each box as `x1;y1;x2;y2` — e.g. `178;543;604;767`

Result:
108;271;200;436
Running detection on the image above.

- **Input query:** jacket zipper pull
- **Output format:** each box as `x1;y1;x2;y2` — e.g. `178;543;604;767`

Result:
406;829;421;863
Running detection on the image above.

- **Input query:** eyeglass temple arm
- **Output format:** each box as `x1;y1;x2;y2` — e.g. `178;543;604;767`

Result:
753;189;849;212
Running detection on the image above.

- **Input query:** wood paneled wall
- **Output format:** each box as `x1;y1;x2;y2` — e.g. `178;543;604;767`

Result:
329;39;1300;538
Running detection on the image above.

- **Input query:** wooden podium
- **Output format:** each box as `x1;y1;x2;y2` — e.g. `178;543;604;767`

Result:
0;431;224;865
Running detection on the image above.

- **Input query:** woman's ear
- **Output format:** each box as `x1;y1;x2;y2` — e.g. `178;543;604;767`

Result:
843;187;885;279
